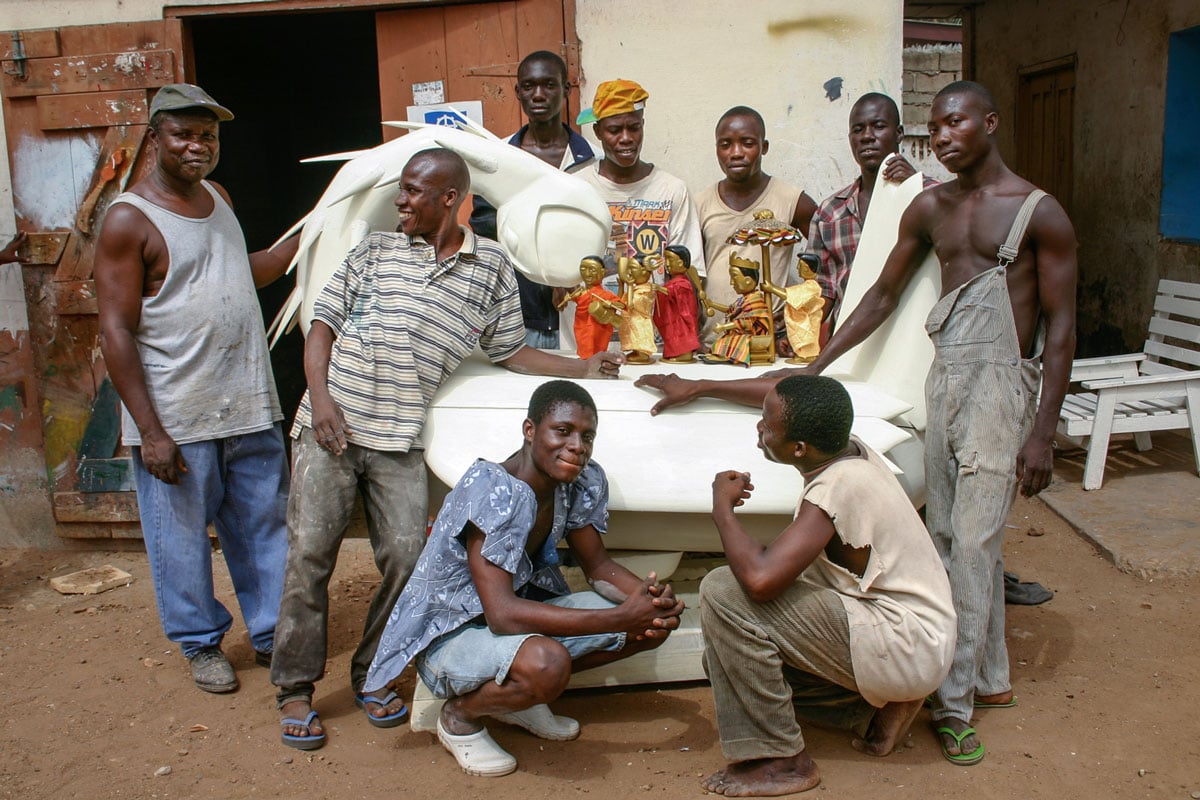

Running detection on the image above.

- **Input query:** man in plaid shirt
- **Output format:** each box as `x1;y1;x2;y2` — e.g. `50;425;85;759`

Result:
809;93;935;336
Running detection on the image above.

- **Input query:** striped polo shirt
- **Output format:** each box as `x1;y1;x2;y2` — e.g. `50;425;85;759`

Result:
292;227;525;452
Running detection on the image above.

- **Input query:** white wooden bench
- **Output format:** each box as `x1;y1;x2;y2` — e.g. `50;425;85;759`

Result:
1057;279;1200;490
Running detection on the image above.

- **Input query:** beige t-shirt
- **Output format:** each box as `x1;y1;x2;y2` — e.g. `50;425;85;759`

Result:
695;177;804;344
798;437;956;707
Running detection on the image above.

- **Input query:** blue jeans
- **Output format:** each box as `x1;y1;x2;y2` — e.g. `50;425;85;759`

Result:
415;592;625;699
132;424;289;658
524;327;560;350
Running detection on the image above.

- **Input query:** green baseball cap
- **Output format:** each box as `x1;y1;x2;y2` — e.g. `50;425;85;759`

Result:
149;83;234;122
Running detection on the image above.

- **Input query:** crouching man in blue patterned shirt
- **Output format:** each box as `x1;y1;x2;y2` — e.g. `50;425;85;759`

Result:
363;379;684;777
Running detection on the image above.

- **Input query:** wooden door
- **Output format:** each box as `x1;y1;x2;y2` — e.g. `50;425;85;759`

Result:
376;0;580;141
1016;58;1075;214
1;20;185;529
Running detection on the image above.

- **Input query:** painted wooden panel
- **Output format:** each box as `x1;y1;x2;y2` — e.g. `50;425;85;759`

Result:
444;2;521;133
376;6;448;141
0;28;61;60
76;458;135;493
37;89;148;131
376;0;570;140
1;50;177;99
53;491;139;523
22;232;70;266
52;280;98;315
77;376;121;459
1;18;183;531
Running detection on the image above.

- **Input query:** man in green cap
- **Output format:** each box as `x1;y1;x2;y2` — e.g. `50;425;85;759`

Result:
95;83;299;695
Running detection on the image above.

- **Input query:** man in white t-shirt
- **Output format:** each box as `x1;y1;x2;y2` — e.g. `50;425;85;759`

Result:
574;79;705;291
695;106;818;347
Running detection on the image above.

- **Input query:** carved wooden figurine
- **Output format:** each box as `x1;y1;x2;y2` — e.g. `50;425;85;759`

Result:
558;256;625;359
650;245;704;363
702;254;775;366
617;256;667;364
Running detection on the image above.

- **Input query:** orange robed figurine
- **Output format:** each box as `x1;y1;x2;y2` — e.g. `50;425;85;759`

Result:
558;256;624;359
651;244;704;363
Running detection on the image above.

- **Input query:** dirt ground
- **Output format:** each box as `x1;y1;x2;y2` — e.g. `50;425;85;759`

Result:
2;494;1198;800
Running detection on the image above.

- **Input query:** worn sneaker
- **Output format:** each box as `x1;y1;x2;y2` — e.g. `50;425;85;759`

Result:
189;647;238;693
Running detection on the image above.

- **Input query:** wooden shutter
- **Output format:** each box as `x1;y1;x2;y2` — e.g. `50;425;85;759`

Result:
1;19;185;527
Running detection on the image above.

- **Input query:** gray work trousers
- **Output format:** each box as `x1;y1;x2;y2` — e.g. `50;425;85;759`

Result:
924;266;1040;723
700;567;875;762
271;429;428;705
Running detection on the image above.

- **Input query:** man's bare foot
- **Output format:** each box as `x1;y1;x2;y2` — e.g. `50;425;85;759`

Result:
280;699;324;739
851;698;923;756
700;752;820;797
934;716;985;765
974;690;1014;707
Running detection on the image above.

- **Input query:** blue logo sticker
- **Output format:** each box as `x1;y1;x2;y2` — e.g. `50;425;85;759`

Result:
424;110;468;128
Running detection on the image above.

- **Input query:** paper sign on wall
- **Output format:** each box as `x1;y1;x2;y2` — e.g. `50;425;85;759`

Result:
412;80;445;105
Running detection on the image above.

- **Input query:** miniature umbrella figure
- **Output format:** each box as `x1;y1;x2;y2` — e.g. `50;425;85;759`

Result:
617;256;667;364
726;209;823;364
558;256;625;359
650;245;705;363
701;254;775;366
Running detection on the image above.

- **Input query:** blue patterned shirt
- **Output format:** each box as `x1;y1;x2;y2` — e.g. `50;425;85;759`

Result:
363;458;609;692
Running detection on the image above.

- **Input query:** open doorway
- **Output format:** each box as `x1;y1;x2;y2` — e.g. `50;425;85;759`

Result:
187;10;383;426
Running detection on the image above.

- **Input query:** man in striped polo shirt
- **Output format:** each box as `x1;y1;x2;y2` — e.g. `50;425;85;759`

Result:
271;148;623;750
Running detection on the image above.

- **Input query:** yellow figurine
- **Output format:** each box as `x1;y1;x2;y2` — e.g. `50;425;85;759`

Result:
761;256;824;364
617;256;667;364
702;254;775;366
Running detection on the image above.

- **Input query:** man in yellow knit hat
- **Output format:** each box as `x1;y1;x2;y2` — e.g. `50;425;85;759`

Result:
574;79;705;297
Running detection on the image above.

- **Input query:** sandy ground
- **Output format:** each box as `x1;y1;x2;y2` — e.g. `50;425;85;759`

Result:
2;494;1198;800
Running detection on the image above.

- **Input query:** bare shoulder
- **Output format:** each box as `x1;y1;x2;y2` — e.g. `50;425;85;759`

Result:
207;180;234;208
1029;193;1076;244
98;201;152;246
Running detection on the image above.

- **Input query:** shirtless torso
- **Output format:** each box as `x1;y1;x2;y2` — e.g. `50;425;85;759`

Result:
806;85;1077;500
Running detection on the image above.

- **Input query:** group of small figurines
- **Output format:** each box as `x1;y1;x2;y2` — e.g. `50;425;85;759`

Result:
559;210;825;366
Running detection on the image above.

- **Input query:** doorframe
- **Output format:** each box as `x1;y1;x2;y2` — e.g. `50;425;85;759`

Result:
166;0;479;17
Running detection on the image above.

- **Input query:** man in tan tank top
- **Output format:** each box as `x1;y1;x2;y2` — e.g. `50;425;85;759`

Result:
695;107;818;348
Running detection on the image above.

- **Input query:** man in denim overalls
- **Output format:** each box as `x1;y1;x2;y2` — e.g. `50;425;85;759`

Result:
799;80;1078;767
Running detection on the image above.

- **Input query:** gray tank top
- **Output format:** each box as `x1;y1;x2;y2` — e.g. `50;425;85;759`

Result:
112;181;282;446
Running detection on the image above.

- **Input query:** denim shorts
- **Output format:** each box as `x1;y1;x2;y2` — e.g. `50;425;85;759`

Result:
415;591;625;699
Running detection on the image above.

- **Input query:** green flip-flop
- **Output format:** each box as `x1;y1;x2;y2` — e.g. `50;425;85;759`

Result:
935;725;985;766
974;695;1017;709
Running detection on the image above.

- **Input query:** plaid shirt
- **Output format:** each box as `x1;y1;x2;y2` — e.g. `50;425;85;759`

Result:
809;175;937;325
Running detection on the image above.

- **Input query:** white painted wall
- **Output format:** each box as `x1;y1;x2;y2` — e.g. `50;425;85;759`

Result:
574;0;903;204
0;0;903;234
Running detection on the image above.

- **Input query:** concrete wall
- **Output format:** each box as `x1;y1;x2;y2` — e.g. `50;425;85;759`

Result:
0;0;903;231
899;43;958;183
973;0;1200;355
574;1;903;207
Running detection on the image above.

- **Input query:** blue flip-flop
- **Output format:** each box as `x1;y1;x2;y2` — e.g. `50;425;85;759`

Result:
355;691;409;728
281;710;326;750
